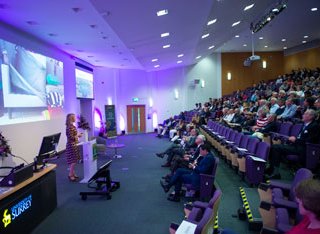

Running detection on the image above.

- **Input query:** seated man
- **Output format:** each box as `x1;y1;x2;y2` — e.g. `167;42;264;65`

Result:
266;109;320;179
160;143;215;202
156;129;198;167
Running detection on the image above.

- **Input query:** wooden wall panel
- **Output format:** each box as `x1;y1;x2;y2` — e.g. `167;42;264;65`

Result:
221;52;284;96
284;47;320;73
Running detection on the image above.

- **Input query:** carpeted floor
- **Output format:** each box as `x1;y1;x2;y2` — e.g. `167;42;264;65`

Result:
31;133;291;234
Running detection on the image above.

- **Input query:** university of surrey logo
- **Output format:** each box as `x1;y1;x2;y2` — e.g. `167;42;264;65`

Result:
2;209;11;228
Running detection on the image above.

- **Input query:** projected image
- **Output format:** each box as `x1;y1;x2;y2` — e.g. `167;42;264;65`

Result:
0;39;64;125
75;69;93;99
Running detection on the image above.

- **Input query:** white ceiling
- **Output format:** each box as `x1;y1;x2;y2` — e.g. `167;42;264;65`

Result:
0;0;319;71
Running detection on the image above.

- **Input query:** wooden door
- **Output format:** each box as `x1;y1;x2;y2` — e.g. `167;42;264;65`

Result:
126;105;146;133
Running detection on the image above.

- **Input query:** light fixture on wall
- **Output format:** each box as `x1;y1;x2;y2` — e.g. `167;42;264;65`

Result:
227;72;232;80
262;60;267;69
174;89;179;100
107;97;112;105
149;97;153;107
152;112;158;129
201;80;205;88
119;114;125;132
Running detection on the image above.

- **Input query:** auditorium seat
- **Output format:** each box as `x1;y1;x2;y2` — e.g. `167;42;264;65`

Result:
258;168;313;230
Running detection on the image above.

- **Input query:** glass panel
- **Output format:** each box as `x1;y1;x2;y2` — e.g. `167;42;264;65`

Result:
137;108;141;132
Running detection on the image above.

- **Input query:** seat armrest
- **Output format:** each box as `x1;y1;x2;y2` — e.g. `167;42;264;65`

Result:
192;201;209;209
260;201;272;211
170;223;180;231
273;198;298;210
269;181;291;192
259;183;270;191
187;207;203;222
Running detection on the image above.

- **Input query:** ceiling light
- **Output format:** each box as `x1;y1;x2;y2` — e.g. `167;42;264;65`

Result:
264;45;268;48
26;20;39;25
87;55;94;58
259;37;263;40
196;56;201;59
281;38;286;42
232;21;241;27
207;19;217;25
235;35;240;38
283;47;287;50
272;8;279;12
177;54;184;57
243;44;247;47
201;33;210;39
157;9;168;16
208;45;215;49
163;44;170;48
151;58;158;62
48;33;58;37
304;35;309;38
244;4;254;11
311;8;318;11
177;60;182;64
267;17;271;21
154;65;160;68
161;32;170;38
302;41;307;44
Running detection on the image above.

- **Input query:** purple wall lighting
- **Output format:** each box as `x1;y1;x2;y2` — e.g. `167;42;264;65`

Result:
94;107;102;129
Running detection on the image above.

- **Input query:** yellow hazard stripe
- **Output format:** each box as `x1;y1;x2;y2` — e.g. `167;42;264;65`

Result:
214;213;219;229
239;187;254;222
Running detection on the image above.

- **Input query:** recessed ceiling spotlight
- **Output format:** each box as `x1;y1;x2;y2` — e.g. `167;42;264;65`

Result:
111;45;117;48
177;60;182;64
311;7;318;11
157;9;168;16
272;8;279;12
163;44;170;48
151;58;158;62
102;36;108;40
196;56;201;59
264;45;268;48
95;60;100;62
302;41;307;44
65;42;72;45
208;45;215;49
154;65;160;68
207;19;217;25
177;54;184;58
283;47;287;50
201;33;210;39
161;32;170;37
281;38;286;42
304;35;309;38
259;37;264;40
235;35;240;38
87;55;94;58
244;4;254;11
232;21;241;27
243;44;247;47
267;17;271;21
90;24;97;28
76;49;84;52
48;33;57;37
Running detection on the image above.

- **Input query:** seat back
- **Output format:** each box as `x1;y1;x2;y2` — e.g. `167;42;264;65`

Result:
207;189;222;208
234;134;243;146
239;135;250;148
200;192;222;234
290;124;303;137
194;208;213;234
247;137;259;154
229;131;237;142
278;122;292;136
255;142;270;160
289;168;313;201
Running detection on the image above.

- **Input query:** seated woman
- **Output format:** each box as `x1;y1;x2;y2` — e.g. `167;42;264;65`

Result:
287;178;320;234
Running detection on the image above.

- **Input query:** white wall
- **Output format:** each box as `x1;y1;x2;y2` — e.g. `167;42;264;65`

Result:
93;53;222;133
0;22;78;166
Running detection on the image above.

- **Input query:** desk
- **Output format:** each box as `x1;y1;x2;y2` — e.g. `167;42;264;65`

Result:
107;143;125;158
0;164;57;234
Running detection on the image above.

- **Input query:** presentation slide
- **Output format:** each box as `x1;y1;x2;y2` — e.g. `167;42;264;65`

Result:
75;68;93;99
0;39;64;126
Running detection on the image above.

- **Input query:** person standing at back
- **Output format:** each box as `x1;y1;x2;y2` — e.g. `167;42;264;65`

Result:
65;113;82;181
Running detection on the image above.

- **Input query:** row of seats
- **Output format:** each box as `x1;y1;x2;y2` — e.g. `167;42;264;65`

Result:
201;120;270;185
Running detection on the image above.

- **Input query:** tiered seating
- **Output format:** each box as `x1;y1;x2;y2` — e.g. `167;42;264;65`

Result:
201;120;271;185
